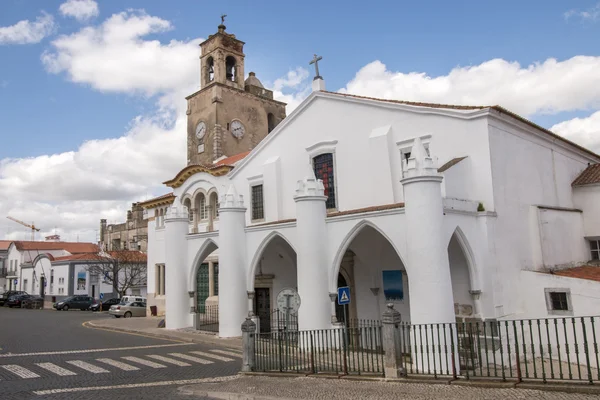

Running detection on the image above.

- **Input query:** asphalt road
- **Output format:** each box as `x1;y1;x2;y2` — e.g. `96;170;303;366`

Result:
0;306;239;400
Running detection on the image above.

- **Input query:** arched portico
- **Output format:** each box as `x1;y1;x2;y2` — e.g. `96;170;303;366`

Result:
448;226;482;318
188;237;219;331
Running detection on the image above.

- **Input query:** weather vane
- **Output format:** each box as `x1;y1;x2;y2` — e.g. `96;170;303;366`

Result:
221;14;227;25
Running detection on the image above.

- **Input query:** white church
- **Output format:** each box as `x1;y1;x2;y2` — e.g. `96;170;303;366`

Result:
141;23;600;338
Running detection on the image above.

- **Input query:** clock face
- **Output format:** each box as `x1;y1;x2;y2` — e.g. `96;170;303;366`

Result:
230;120;245;139
195;121;206;140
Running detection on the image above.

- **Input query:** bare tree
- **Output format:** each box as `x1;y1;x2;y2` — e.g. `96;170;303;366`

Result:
87;251;147;297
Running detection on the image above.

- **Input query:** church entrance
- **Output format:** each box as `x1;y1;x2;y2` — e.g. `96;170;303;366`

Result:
196;262;218;312
254;288;271;333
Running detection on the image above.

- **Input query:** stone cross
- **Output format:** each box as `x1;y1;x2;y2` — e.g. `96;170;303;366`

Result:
309;54;323;79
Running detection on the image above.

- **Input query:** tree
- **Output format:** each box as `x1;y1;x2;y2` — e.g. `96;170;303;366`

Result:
86;250;147;297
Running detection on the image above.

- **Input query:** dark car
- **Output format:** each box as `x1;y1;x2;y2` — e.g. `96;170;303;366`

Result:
0;291;27;306
6;294;32;308
53;295;96;311
89;297;120;312
21;296;44;309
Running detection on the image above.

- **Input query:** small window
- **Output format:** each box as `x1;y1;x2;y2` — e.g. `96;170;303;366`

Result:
590;239;600;260
313;153;336;209
550;292;568;310
545;288;572;315
207;56;214;82
251;185;264;221
267;113;275;133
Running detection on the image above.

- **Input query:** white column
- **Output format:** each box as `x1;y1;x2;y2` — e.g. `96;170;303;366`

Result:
165;206;190;329
401;137;456;374
218;185;248;338
294;166;330;331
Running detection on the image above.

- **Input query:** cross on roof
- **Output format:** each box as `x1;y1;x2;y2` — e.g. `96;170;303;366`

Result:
309;54;323;80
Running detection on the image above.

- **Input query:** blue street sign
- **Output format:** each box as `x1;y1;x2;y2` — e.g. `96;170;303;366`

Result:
99;293;104;300
14;279;18;285
337;286;351;305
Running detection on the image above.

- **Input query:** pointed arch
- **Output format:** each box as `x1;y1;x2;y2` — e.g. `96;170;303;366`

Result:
188;238;219;291
247;231;297;291
330;219;406;292
449;226;480;291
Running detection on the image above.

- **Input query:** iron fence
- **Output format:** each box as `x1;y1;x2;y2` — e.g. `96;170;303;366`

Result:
195;304;219;333
254;325;384;376
268;309;299;334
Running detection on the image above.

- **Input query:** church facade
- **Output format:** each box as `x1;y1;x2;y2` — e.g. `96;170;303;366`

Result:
142;24;600;338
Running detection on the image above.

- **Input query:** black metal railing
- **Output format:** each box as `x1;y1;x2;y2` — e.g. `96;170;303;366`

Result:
268;309;299;334
254;325;385;376
195;304;219;333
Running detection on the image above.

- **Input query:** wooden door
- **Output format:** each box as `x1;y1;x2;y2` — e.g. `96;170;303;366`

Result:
254;288;271;333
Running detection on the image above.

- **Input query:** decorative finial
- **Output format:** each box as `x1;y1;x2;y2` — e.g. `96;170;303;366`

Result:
220;14;227;25
309;54;323;81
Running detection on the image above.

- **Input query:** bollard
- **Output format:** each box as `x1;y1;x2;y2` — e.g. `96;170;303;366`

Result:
382;303;406;378
241;317;257;372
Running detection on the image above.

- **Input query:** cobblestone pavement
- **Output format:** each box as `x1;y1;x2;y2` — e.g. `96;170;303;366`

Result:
178;375;600;400
0;307;240;400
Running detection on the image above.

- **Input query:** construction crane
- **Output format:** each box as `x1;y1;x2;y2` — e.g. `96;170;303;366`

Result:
6;216;40;241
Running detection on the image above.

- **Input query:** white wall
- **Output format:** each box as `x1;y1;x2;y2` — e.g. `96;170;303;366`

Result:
49;263;69;297
537;208;587;269
573;184;600;238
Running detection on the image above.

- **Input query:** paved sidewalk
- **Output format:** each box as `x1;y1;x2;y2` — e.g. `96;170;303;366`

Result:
178;375;600;400
85;316;242;349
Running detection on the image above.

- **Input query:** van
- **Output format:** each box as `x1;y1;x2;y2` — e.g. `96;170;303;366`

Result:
120;295;146;304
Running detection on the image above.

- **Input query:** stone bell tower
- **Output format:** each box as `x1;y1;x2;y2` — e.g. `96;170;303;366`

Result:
186;20;287;165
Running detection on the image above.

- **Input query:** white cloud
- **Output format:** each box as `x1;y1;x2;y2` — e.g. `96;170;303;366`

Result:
59;0;100;22
551;111;600;154
565;3;600;22
340;57;600;117
273;67;309;91
0;12;55;45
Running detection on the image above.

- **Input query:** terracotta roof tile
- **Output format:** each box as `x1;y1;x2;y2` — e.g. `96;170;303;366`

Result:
108;250;147;263
214;151;251;166
572;164;600;187
551;265;600;283
52;253;110;262
438;156;468;173
0;240;12;251
13;241;100;254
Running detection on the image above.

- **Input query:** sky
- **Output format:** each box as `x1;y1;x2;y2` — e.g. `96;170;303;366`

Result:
1;0;600;242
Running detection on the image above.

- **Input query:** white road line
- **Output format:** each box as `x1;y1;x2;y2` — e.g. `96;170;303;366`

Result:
66;360;109;374
0;343;193;358
1;364;40;379
33;376;236;395
146;355;191;366
35;363;77;376
121;356;166;369
189;350;234;362
167;353;213;364
211;349;242;358
96;358;139;371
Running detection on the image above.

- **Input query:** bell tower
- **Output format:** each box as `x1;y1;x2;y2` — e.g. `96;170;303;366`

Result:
186;20;287;165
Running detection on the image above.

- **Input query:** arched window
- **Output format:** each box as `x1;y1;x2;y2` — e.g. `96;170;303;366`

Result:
183;198;193;222
225;56;236;81
154;209;159;228
159;208;164;227
207;57;214;82
210;192;219;219
196;193;207;220
313;153;336;209
267;113;275;133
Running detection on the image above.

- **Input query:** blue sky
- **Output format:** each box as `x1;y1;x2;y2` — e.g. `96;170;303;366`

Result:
1;0;600;241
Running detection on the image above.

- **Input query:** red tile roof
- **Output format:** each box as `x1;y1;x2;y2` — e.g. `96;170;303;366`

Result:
551;265;600;283
108;250;147;263
214;151;251;166
52;253;110;262
572;164;600;187
12;241;100;254
0;240;12;251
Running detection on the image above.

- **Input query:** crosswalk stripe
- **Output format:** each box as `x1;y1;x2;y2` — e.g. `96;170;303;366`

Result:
96;358;139;371
211;349;242;358
167;353;213;364
122;356;167;369
146;355;191;367
1;364;40;379
35;362;77;376
66;360;109;374
189;350;235;362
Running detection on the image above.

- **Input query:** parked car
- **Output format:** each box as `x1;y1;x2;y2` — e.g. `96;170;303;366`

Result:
21;296;44;308
120;295;146;304
109;301;146;318
0;291;27;306
6;294;32;308
53;295;96;311
89;297;120;312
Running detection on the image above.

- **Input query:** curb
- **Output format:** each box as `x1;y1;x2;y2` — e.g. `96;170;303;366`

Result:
178;388;293;400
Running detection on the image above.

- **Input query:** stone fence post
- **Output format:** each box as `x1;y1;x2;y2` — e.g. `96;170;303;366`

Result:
382;303;406;378
241;317;257;372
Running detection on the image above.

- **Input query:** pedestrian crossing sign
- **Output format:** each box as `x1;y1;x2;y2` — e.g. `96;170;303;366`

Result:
337;286;351;305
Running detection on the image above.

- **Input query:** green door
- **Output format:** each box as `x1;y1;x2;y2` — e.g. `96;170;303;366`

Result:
196;263;209;313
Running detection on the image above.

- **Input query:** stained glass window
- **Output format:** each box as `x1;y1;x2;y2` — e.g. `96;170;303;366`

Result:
313;153;336;209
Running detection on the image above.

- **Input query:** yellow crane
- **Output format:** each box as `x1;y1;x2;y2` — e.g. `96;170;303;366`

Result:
6;216;40;241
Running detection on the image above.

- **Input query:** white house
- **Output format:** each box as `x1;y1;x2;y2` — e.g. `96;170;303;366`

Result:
142;25;600;341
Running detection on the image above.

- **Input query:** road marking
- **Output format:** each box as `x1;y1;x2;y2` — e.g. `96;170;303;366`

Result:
168;352;213;364
1;364;40;379
189;350;235;362
211;349;242;358
35;363;77;376
121;356;167;368
96;358;139;371
33;376;236;395
66;360;109;374
146;354;191;366
0;343;193;358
